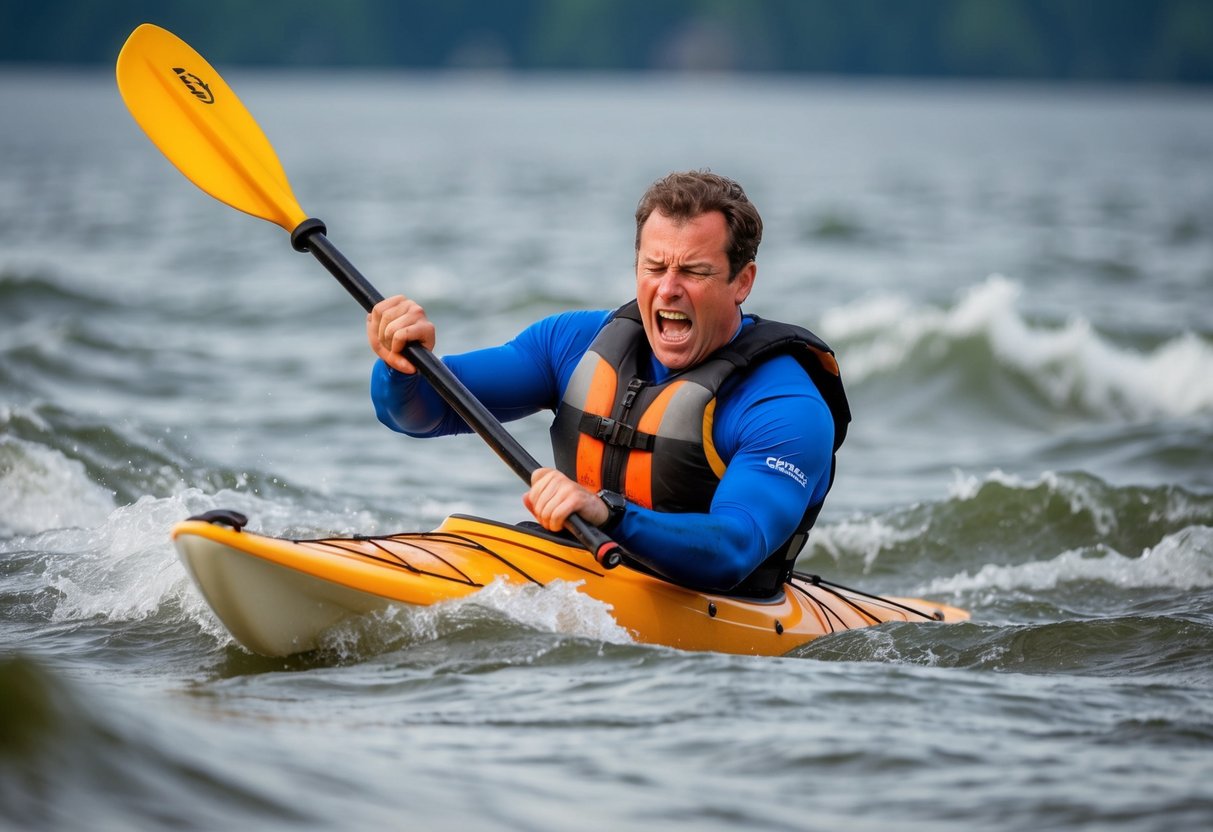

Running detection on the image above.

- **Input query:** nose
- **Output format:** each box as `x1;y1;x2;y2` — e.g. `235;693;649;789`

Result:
656;270;683;300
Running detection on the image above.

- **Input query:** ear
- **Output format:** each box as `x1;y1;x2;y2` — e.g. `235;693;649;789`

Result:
732;261;756;305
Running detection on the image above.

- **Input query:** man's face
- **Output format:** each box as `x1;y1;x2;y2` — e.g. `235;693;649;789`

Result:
636;210;755;371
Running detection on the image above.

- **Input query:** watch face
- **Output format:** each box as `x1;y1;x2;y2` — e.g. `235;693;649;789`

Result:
598;490;626;516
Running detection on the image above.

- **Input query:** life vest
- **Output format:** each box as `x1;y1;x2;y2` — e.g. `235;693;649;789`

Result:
550;300;851;597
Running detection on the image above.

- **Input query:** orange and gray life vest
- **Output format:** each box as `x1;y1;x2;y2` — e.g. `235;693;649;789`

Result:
550;301;851;596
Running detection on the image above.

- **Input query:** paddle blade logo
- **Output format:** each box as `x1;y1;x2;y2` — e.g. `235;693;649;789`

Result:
172;67;214;104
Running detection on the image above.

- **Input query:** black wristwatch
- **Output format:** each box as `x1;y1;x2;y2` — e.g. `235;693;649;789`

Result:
596;489;627;532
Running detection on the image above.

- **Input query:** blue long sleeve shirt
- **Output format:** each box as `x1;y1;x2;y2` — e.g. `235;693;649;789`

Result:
371;309;835;592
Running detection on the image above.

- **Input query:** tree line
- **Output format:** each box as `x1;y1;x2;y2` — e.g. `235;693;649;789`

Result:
3;0;1210;83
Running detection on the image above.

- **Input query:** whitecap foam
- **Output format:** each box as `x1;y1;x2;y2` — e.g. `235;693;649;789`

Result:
821;275;1213;419
921;525;1213;595
0;435;116;536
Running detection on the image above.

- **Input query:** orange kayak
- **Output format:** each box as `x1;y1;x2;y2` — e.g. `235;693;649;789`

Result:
173;512;969;657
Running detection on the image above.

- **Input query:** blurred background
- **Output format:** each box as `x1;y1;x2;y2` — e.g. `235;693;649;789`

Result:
3;0;1212;82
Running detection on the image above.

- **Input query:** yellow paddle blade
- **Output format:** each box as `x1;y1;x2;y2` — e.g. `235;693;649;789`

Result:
116;23;307;232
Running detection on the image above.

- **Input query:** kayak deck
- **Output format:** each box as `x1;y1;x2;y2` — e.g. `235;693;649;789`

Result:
173;514;968;657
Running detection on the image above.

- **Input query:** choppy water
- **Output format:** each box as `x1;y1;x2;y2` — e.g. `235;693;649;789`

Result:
3;70;1213;830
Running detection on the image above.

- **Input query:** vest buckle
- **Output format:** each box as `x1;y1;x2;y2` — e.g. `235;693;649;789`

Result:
597;416;636;447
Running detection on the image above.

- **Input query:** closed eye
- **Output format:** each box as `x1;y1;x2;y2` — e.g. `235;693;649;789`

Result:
642;262;714;278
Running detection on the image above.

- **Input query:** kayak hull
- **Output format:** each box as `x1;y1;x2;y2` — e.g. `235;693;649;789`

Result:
173;514;968;657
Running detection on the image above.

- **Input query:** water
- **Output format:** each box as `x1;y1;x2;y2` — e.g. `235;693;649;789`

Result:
3;69;1213;830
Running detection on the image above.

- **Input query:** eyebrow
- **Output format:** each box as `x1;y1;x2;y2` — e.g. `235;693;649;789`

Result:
642;256;718;273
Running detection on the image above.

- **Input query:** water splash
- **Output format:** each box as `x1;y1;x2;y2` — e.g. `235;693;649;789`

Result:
8;469;629;658
27;491;264;636
0;434;116;536
6;486;378;646
462;577;633;644
316;577;634;660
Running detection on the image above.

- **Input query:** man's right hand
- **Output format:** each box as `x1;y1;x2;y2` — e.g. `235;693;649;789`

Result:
523;467;611;533
367;295;437;374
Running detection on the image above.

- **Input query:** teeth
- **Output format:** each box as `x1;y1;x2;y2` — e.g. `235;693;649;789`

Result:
658;310;689;320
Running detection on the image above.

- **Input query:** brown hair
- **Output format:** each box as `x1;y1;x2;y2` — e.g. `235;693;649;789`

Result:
634;170;763;280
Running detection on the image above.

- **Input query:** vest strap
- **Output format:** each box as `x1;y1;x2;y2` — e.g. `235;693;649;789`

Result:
577;412;657;451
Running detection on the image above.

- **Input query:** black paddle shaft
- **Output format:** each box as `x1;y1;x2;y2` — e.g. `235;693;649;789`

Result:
289;219;624;568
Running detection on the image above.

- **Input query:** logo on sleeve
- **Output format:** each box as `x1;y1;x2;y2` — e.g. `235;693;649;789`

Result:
766;456;808;488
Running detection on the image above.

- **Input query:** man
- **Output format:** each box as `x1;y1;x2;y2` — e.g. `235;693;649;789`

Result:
367;171;849;597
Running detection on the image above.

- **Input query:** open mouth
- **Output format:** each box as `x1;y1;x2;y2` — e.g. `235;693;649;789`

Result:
656;309;692;341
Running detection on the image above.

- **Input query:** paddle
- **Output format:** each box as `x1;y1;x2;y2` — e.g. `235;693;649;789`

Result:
115;23;624;568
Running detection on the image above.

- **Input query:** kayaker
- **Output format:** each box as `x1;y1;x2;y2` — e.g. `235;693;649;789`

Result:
367;171;850;597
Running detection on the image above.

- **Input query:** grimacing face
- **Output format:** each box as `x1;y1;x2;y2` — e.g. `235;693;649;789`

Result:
635;210;755;370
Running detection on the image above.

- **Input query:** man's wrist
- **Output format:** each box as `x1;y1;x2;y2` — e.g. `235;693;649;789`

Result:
595;489;627;532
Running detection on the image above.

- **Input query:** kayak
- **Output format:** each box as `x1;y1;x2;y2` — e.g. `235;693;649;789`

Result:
173;511;969;657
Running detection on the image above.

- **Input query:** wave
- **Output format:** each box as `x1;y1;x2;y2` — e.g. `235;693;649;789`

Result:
5;394;1210;673
0;402;312;532
801;470;1213;678
1;408;387;649
922;525;1213;596
5;457;1209;684
799;524;1213;679
9;420;1209;646
806;469;1213;581
820;275;1213;420
797;613;1213;683
0;268;118;314
5;484;394;627
0;655;316;829
0;404;189;529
